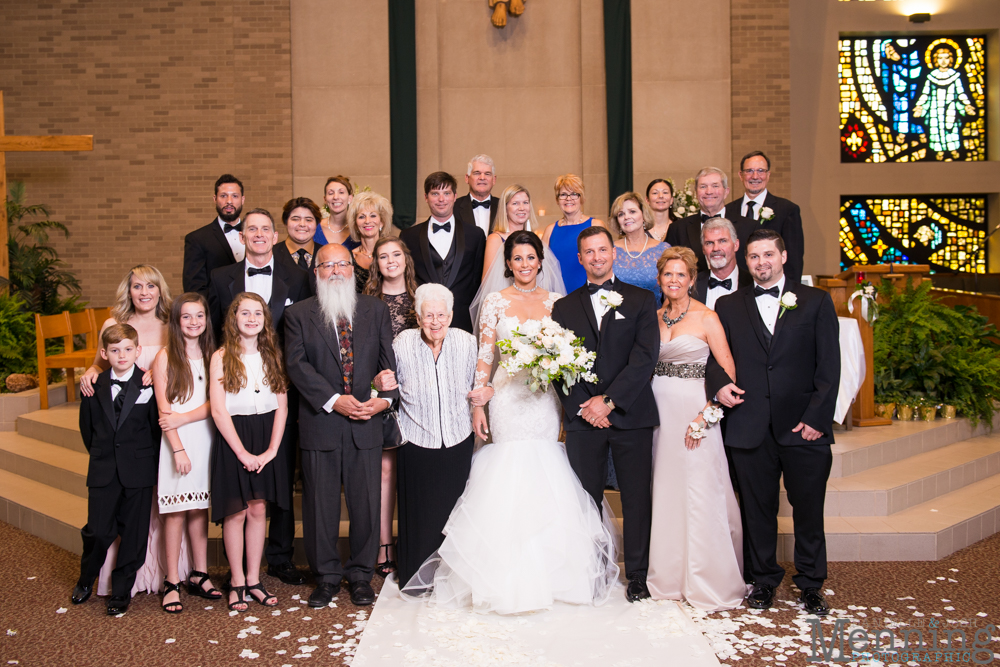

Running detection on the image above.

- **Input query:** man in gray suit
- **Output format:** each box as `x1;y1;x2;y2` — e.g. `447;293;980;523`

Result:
284;243;398;608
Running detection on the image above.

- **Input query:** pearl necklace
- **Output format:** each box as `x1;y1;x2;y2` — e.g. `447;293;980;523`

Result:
512;283;538;293
623;233;649;259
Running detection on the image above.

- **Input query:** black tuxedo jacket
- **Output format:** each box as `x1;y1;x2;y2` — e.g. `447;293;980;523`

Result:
399;219;486;333
666;213;755;275
454;194;500;235
725;193;804;285
709;283;840;448
207;257;311;343
693;267;753;305
183;219;240;297
273;242;317;296
550;281;660;432
284;295;398;451
78;369;162;489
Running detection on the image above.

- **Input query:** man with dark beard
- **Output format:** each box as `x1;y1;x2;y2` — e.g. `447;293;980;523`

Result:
183;174;247;296
284;243;398;608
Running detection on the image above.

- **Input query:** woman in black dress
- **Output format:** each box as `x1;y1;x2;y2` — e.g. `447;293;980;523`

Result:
363;236;419;577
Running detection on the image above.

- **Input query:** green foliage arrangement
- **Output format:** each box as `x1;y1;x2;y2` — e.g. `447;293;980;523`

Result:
873;279;1000;426
4;181;85;315
0;291;38;389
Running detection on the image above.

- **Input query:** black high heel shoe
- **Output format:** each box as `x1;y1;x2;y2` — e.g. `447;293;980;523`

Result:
375;543;396;578
162;579;184;614
187;570;223;600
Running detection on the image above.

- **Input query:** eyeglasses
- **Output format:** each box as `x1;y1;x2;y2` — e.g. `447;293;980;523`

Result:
742;168;770;176
557;193;581;201
316;261;353;270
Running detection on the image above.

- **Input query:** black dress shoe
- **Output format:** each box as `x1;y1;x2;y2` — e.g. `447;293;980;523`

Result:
349;580;376;606
799;587;830;616
106;595;130;615
746;583;775;609
308;582;338;608
71;581;93;605
626;579;651;602
268;562;306;586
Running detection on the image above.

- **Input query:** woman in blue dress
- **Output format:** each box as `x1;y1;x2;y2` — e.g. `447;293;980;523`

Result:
611;192;669;304
541;174;606;294
314;175;360;251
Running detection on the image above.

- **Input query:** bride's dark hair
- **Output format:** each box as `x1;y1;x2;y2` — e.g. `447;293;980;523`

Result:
503;231;545;278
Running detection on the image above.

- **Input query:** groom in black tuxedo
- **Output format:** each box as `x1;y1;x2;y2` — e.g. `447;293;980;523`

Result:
400;171;486;333
550;226;660;602
710;228;839;615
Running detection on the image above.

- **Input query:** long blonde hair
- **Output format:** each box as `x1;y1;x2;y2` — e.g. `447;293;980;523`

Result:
220;293;288;395
110;264;171;324
492;184;539;234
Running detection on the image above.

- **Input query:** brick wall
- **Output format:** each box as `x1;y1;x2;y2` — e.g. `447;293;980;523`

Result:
0;0;292;307
730;0;791;197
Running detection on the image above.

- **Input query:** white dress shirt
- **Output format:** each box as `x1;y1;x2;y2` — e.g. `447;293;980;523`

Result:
588;275;616;324
470;195;492;236
741;189;768;220
244;255;275;304
218;217;246;262
428;215;456;260
110;364;136;401
705;264;740;311
754;274;786;334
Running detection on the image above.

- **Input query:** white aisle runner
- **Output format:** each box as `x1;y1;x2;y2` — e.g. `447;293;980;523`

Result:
353;578;722;667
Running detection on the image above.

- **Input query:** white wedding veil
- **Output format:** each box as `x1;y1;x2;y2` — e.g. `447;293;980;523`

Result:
470;241;566;337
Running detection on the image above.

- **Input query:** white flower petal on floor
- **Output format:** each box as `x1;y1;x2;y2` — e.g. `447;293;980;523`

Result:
164;638;175;644
55;608;67;614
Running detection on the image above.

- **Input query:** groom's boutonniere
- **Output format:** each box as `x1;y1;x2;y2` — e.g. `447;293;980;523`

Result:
778;291;797;318
759;206;775;223
600;292;623;310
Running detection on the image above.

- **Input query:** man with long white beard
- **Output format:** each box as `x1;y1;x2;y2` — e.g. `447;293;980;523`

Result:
283;243;399;608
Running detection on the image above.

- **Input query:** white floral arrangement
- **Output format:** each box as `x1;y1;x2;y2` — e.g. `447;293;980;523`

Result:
778;291;797;318
497;317;598;394
759;206;775;223
688;404;725;440
848;280;879;325
600;291;623;310
669;178;700;219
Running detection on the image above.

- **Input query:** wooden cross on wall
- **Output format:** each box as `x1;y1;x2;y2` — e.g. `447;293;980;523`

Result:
0;90;94;281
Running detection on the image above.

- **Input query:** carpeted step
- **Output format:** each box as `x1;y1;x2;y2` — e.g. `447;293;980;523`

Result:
778;472;1000;561
0;431;89;498
16;404;86;453
0;468;86;555
780;432;1000;517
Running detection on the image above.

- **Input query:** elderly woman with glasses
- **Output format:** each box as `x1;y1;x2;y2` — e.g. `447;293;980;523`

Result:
378;283;481;588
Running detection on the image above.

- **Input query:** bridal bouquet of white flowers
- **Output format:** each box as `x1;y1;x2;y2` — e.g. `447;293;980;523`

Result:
497;317;598;394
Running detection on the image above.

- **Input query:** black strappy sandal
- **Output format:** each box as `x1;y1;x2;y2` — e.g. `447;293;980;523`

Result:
187;570;223;600
246;582;278;607
375;543;397;578
162;579;184;614
228;585;249;612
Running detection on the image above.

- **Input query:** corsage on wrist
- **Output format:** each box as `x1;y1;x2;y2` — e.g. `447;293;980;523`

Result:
688;405;724;440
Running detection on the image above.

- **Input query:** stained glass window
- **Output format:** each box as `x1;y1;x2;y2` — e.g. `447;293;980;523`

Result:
840;196;987;273
839;36;986;162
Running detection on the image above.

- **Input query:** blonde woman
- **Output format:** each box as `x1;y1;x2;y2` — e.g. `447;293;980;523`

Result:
347;191;393;293
541;174;606;293
315;175;358;250
610;192;669;304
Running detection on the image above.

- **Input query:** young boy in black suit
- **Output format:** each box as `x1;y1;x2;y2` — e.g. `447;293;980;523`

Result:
72;324;162;615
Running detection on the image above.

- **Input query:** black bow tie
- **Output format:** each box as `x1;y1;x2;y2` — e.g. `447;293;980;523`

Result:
247;265;272;277
701;213;721;223
708;277;732;290
432;221;451;234
587;280;613;294
754;285;780;298
110;378;128;389
471;198;490;210
223;222;242;233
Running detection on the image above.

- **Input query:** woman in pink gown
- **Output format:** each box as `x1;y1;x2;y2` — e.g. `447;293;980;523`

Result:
646;247;748;611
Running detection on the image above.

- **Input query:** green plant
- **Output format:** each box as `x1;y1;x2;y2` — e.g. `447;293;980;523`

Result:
873;279;1000;427
4;181;85;315
0;291;38;390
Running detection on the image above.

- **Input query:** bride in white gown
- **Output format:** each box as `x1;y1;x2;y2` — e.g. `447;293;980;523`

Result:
402;231;619;614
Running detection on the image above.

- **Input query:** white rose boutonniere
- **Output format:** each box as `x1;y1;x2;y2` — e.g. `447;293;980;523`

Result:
600;292;623;310
759;206;775;223
778;291;798;318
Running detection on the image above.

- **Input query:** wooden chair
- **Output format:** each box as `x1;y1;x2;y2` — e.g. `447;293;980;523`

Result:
34;311;99;409
90;307;112;333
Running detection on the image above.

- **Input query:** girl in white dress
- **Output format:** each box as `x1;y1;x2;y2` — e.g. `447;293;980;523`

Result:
151;293;221;613
403;231;618;614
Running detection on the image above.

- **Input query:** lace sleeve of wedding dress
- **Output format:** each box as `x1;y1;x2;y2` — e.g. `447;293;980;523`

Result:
474;292;507;390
